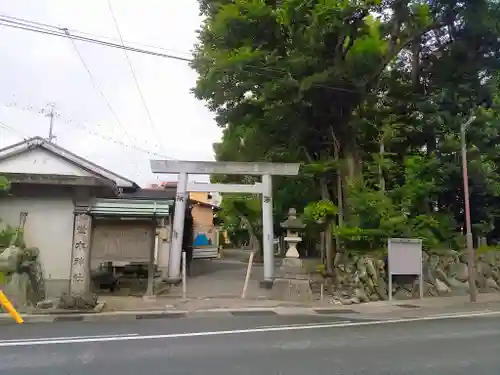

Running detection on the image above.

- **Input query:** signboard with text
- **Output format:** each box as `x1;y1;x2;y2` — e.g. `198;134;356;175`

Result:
388;238;424;301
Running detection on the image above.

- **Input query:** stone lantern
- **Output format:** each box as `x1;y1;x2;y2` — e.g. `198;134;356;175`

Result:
280;208;306;259
271;208;313;302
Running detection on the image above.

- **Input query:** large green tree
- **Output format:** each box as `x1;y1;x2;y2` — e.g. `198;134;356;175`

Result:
192;0;500;262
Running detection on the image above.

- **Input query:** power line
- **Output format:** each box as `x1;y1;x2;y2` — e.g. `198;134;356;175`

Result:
0;14;361;92
0;120;30;139
3;101;175;158
0;14;55;29
61;27;134;144
0;15;417;102
0;13;192;59
0;118;157;184
0;14;370;96
106;0;167;158
0;16;192;62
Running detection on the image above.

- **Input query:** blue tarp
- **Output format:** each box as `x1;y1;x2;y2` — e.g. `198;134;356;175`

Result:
193;233;210;247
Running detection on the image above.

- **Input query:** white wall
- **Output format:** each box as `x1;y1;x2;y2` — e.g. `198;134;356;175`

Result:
0;197;75;296
0;148;94;177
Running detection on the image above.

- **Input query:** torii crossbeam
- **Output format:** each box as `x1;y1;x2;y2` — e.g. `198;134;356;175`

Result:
150;160;300;284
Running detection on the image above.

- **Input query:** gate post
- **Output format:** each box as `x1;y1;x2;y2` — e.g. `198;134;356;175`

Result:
156;224;170;280
150;160;300;284
262;174;274;282
168;172;188;282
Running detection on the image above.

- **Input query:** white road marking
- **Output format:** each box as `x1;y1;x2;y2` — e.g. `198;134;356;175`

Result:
425;310;493;318
0;334;138;343
258;321;353;329
1;310;499;348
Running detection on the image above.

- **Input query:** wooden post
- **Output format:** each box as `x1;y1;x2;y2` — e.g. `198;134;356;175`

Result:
145;218;156;297
182;251;187;300
241;251;255;299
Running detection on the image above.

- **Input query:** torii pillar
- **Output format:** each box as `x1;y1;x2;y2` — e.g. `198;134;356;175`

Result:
149;160;300;285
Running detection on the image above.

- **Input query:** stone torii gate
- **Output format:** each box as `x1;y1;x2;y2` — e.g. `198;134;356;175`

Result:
149;160;300;284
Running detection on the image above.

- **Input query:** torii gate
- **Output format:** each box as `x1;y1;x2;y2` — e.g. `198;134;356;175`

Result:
150;160;300;284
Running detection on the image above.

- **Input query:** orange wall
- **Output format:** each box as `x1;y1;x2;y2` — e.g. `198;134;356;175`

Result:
148;183;214;229
189;192;214;228
191;203;214;228
189;191;211;205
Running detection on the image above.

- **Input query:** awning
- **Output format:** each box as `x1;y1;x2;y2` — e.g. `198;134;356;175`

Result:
75;198;173;217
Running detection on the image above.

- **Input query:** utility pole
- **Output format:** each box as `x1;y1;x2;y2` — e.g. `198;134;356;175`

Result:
460;114;477;303
45;103;57;143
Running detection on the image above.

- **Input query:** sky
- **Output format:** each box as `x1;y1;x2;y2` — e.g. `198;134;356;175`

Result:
0;0;221;186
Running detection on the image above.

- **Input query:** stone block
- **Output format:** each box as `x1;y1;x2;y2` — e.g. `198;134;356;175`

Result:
58;292;98;310
276;258;309;278
271;278;314;302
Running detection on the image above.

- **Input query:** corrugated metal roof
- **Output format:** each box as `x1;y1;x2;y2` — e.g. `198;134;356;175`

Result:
75;198;172;217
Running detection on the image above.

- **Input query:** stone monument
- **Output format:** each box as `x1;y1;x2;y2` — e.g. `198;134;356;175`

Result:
0;245;46;312
271;208;314;302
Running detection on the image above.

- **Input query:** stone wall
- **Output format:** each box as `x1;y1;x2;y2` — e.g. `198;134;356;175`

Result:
321;250;500;305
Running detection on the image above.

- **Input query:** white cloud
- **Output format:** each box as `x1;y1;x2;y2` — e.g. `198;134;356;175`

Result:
0;0;221;186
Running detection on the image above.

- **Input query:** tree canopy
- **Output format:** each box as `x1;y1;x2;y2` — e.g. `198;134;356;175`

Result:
192;0;500;259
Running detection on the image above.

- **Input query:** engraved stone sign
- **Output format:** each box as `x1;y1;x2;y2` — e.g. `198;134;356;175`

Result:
70;214;92;294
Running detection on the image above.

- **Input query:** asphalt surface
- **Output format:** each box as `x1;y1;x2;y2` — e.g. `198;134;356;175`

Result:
1;313;499;374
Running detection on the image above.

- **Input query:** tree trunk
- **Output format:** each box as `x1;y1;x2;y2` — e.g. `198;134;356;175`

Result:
379;140;386;191
320;178;334;276
345;152;357;182
319;230;326;264
344;134;363;181
240;215;261;261
411;40;420;87
332;138;344;260
325;221;334;276
342;137;363;220
333;138;344;227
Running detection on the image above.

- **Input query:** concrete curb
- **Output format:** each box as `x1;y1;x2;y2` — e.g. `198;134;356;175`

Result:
0;306;361;324
5;295;500;324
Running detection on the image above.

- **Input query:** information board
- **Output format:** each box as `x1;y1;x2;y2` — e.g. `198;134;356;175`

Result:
387;238;424;301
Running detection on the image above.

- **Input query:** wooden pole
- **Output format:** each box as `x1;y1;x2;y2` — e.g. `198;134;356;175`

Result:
461;117;478;303
241;251;255;299
182;251;187;300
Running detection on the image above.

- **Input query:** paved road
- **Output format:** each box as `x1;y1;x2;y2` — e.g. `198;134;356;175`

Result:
1;313;499;374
